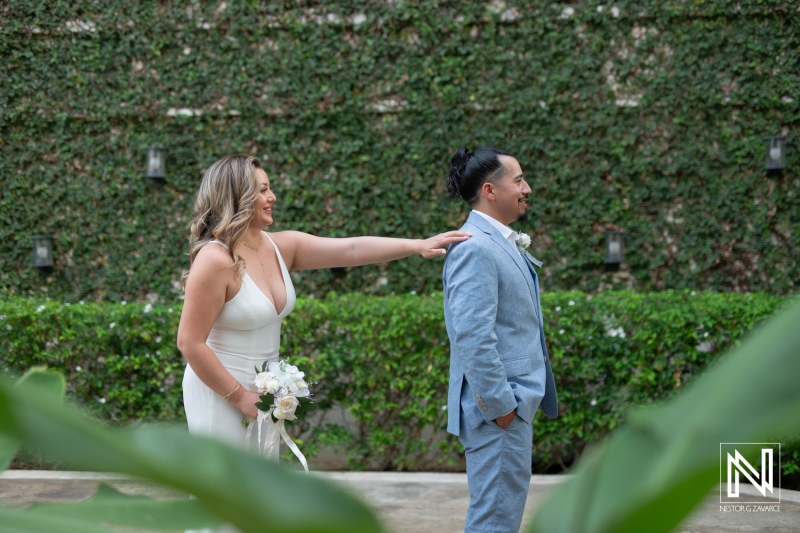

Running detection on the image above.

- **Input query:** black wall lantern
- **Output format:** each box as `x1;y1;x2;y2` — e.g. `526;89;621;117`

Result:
31;236;54;274
765;136;787;178
604;230;624;272
145;146;166;186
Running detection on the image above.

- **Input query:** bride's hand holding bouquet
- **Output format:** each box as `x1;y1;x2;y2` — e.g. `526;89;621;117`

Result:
246;359;313;471
253;360;311;421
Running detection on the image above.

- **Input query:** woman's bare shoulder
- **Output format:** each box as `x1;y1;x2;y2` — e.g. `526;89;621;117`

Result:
191;242;235;276
267;230;311;253
267;230;306;243
265;231;306;269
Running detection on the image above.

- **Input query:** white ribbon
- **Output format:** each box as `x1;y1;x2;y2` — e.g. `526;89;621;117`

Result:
245;409;309;473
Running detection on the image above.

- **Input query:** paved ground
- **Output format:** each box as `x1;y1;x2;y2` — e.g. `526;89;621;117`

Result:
1;470;798;532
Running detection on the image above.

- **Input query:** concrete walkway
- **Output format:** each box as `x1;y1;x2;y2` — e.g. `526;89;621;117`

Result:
1;470;798;532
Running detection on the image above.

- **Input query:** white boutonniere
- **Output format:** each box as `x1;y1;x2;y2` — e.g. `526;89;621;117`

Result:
516;232;531;249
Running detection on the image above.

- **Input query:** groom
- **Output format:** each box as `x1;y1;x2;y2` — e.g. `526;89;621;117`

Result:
442;147;557;532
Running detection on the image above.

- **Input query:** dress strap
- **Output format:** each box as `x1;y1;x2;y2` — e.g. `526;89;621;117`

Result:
263;233;283;259
206;239;228;249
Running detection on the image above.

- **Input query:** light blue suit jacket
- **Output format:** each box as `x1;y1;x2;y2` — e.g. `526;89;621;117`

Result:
443;211;558;436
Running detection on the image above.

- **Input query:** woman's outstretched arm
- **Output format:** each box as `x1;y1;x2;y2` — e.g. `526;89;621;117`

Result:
271;230;471;272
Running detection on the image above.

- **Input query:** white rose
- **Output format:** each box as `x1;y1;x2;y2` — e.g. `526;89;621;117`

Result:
253;372;273;392
273;395;300;420
516;232;531;249
265;379;280;395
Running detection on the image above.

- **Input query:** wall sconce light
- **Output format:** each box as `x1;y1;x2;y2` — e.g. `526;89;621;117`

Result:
31;236;54;274
765;136;787;178
145;146;166;186
604;230;624;272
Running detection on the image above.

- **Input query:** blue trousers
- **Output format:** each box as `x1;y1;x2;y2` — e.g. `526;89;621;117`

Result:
459;409;533;533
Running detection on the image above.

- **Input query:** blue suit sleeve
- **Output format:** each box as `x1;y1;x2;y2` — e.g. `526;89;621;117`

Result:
444;241;517;423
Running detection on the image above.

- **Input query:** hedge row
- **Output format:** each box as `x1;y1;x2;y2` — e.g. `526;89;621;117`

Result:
3;290;796;476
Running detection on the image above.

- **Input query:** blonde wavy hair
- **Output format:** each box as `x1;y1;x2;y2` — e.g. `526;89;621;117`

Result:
181;155;262;288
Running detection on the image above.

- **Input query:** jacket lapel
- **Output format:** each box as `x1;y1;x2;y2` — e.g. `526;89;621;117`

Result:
466;212;535;297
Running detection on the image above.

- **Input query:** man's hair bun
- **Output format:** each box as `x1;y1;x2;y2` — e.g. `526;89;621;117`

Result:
447;147;472;201
445;146;511;204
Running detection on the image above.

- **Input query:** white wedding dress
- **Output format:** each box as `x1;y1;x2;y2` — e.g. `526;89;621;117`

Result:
182;233;296;533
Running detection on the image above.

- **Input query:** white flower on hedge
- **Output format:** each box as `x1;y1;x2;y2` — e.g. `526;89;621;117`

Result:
143;303;153;313
568;300;575;306
696;340;716;353
515;232;531;249
5;325;11;331
590;398;597;406
75;366;82;372
37;305;45;312
559;329;565;335
98;398;106;404
121;300;127;305
555;306;561;312
607;326;626;338
273;394;300;420
109;322;116;329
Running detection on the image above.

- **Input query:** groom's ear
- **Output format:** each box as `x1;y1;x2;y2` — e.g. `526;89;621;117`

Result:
480;181;496;201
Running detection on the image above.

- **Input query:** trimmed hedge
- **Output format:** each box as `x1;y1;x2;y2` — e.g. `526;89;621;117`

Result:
2;291;795;477
2;2;799;302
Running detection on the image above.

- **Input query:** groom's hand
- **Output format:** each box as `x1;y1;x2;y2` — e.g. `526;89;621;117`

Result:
495;409;516;429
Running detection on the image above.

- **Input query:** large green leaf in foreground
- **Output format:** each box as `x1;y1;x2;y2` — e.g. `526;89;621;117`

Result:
529;298;800;533
0;367;66;472
0;371;383;533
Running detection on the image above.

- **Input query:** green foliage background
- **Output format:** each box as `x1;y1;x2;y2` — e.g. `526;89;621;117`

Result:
2;1;798;302
3;291;795;477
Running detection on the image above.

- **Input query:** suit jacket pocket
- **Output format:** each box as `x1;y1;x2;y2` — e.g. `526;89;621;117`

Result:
502;356;534;378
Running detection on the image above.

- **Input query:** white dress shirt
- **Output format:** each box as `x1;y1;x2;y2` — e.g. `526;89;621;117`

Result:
473;210;521;256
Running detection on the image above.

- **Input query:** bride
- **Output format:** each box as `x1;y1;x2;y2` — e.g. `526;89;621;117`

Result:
177;155;470;456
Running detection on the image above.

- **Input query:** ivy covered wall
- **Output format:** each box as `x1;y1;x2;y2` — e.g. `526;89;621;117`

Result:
1;1;798;302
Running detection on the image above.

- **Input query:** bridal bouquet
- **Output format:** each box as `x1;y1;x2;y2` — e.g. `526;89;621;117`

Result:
253;359;312;421
246;359;313;471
